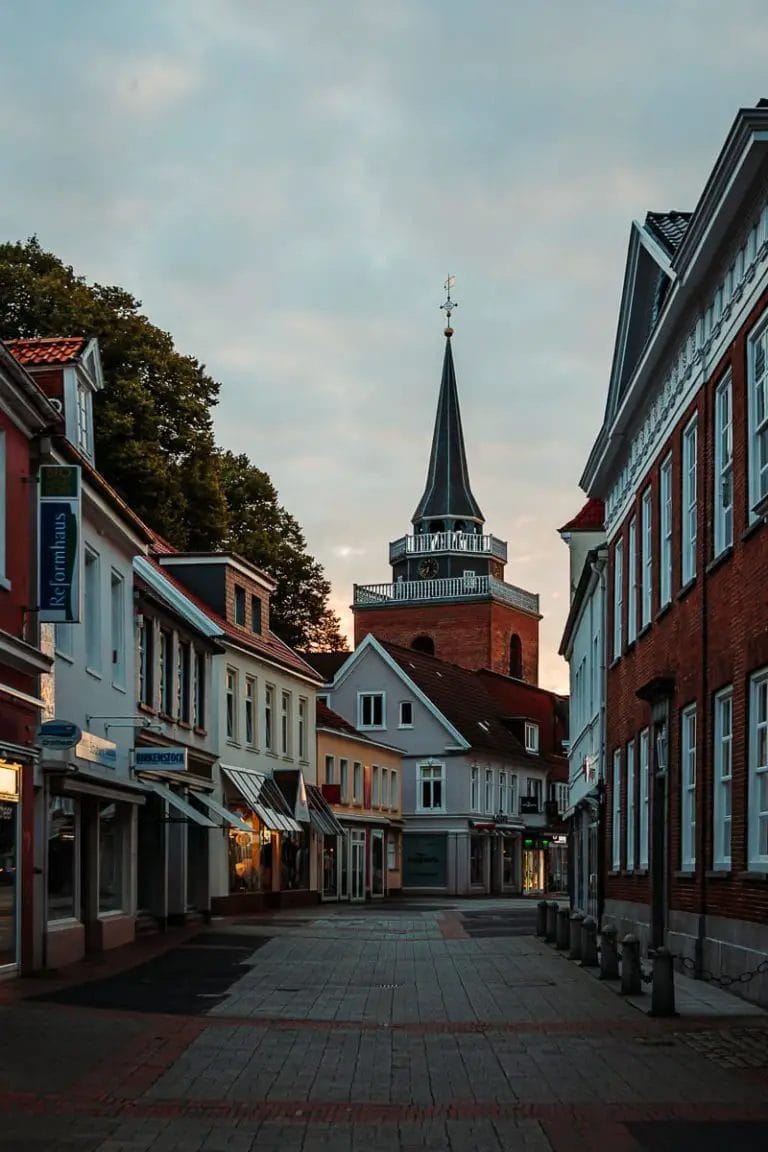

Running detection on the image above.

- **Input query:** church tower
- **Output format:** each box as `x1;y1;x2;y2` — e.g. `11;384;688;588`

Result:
352;284;541;682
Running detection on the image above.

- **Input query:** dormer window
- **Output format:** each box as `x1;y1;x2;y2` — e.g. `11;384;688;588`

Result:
76;382;91;457
525;722;540;754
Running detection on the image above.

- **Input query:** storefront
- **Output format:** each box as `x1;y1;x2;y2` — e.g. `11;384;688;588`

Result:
403;832;448;889
0;759;20;973
305;783;347;902
522;830;568;895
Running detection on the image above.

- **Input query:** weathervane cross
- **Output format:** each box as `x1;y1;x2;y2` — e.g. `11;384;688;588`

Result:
440;275;458;330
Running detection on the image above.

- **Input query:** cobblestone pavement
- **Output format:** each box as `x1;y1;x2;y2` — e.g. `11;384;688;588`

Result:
2;900;768;1150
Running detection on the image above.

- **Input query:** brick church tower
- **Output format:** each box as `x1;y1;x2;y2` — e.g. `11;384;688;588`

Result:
352;290;541;682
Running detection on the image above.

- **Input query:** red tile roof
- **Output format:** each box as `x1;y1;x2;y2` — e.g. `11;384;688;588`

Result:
316;700;361;737
559;498;604;534
5;337;87;366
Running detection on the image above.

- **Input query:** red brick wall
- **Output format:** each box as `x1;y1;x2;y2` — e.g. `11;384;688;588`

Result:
604;284;768;929
353;597;540;680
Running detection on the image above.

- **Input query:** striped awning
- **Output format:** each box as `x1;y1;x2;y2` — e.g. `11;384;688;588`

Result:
306;783;346;837
220;766;302;833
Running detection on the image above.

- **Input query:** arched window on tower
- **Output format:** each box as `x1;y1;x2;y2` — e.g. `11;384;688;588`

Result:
411;635;435;656
509;634;523;679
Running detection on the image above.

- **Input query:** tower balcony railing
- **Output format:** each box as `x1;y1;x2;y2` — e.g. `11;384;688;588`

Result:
388;531;508;564
353;574;539;615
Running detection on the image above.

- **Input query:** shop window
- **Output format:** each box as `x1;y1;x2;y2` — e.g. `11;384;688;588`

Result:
47;797;78;922
98;802;125;913
228;815;273;893
281;831;309;890
470;836;485;885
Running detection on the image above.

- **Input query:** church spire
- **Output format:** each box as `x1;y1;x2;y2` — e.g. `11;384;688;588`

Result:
412;280;484;527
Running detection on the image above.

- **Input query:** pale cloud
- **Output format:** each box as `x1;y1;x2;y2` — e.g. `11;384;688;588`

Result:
97;55;201;118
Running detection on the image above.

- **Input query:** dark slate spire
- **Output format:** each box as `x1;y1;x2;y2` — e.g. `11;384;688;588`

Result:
412;331;484;527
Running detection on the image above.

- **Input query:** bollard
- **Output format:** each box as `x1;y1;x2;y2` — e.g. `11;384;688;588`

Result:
556;907;570;950
620;934;642;995
599;924;619;980
536;899;548;938
580;915;598;967
649;947;677;1017
545;900;558;943
569;911;585;961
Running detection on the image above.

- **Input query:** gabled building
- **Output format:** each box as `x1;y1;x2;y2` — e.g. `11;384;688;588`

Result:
579;100;768;1002
317;634;567;895
352;314;541;682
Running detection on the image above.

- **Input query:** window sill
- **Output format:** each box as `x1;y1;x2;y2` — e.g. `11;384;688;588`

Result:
674;869;695;879
47;917;82;931
98;909;127;919
625;636;636;653
246;744;259;754
398;724;414;730
635;868;649;877
359;726;387;733
741;517;765;544
0;576;11;592
264;750;278;759
138;702;156;716
677;578;696;604
226;740;241;750
607;869;621;877
281;755;294;763
738;869;768;881
193;726;207;737
177;720;192;731
638;621;652;639
86;667;103;681
609;656;622;670
706;546;733;576
655;600;672;623
706;868;731;878
159;712;174;724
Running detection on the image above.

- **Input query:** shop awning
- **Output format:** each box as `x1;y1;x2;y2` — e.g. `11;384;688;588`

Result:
220;766;302;833
190;790;255;833
53;765;148;806
144;779;217;827
306;783;346;837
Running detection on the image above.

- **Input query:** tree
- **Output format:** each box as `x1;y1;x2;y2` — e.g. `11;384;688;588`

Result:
0;237;228;548
218;451;348;651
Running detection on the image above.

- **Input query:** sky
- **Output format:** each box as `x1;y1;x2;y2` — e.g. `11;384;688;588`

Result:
2;0;768;692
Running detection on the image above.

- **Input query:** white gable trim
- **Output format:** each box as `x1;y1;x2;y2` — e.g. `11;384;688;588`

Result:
331;634;470;751
134;556;224;638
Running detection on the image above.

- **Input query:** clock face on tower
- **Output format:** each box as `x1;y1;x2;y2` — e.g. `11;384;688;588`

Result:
418;558;439;579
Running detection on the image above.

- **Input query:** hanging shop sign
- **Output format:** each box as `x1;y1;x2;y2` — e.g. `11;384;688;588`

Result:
520;796;540;815
37;465;82;623
37;719;82;750
75;731;117;769
134;747;188;772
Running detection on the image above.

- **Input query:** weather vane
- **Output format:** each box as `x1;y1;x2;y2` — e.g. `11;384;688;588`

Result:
440;275;458;334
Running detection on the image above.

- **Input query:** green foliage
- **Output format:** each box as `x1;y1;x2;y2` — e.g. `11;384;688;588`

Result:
0;237;347;652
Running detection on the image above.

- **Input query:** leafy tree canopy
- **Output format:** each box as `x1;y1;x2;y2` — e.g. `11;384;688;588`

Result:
0;237;346;651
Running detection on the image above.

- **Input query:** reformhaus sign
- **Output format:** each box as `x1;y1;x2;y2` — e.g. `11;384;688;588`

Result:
38;465;81;623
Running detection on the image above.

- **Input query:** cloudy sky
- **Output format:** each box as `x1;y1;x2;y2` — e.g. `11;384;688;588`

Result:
2;1;767;690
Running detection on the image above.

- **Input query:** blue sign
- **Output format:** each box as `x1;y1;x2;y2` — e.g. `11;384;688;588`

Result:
37;720;82;750
38;466;81;623
135;747;188;772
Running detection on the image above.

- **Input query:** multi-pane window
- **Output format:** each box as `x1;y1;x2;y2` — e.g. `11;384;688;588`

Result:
641;489;652;627
178;640;191;723
682;418;698;586
638;728;650;869
390;769;398;809
84;547;100;673
524;722;539;753
713;688;733;869
612;749;621;870
353;761;363;802
359;693;385;729
499;770;507;815
226;667;238;741
484;768;494;812
626;740;636;870
110;571;125;689
509;774;518;816
373;766;380;805
194;651;206;729
659;455;672;608
714;374;734;554
139;618;154;707
613;538;623;659
399;700;413;727
627;516;637;644
681;705;697;870
470;765;479;811
281;691;291;756
748;325;768;517
265;684;274;751
419;762;444;811
77;383;90;454
526;776;543;810
298;697;307;760
234;584;246;626
339;758;349;801
382;767;389;807
245;677;256;746
749;670;768;869
325;755;335;785
159;629;174;715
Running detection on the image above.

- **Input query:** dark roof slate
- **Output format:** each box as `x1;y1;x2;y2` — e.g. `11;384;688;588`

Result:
299;651;350;683
645;211;692;257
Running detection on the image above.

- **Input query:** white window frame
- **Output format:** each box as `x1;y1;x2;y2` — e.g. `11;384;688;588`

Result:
398;700;414;728
626;740;635;871
484;767;494;813
194;650;206;730
110;570;125;690
524;721;539;754
748;322;768;519
613;538;623;660
353;761;363;803
641;488;652;627
612;749;621;870
372;765;380;806
298;696;307;761
84;545;101;675
358;691;386;730
627;516;637;643
638;728;649;869
470;765;479;812
339;757;349;802
159;628;174;716
682;417;698;586
177;639;191;724
382;767;389;808
245;676;256;748
681;705;697;870
714;373;734;555
226;666;239;743
417;760;445;813
713;687;733;869
76;381;91;456
659;454;672;608
499;770;507;816
390;768;398;810
281;690;292;757
509;773;518;816
264;683;275;752
748;669;768;870
324;754;335;785
525;776;543;810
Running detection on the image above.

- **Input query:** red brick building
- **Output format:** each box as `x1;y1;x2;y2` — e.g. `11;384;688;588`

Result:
353;307;542;682
581;101;768;1003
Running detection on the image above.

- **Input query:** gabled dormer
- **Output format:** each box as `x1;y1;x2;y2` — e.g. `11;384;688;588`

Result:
4;336;103;462
156;551;276;638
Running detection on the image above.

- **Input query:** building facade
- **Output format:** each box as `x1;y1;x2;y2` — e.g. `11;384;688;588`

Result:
580;101;768;1003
